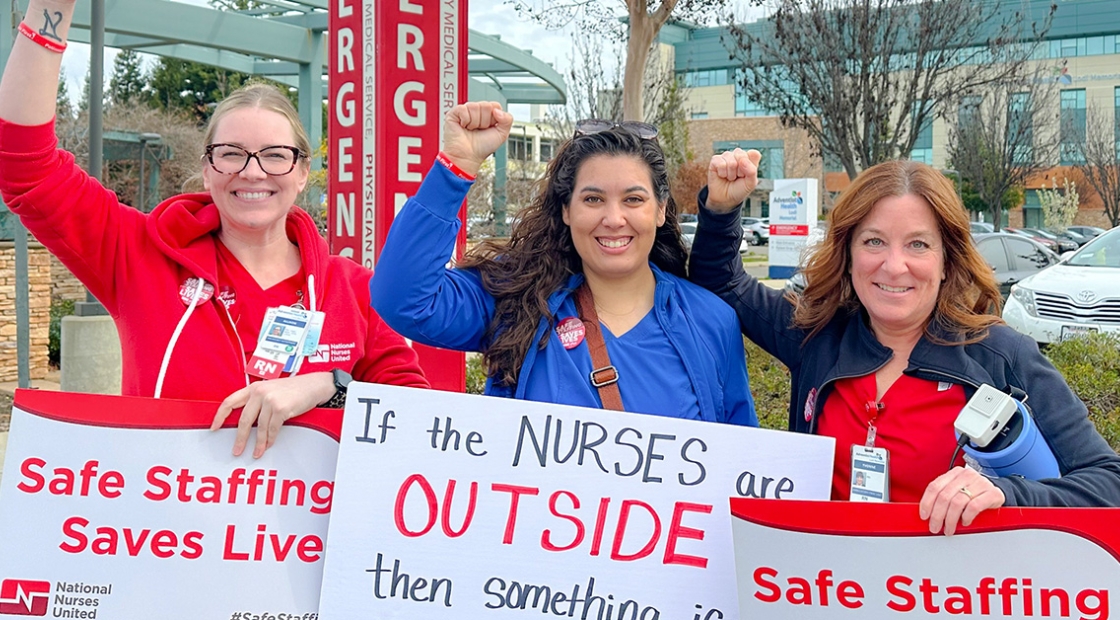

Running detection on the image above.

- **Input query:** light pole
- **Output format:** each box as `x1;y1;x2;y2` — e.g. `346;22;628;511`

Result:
137;133;162;212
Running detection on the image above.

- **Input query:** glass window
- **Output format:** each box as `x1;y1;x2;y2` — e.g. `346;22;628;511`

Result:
958;95;982;128
1008;92;1033;164
1007;237;1052;270
1061;38;1078;57
691;111;709;120
539;139;555;162
1110;86;1120;157
978;238;1010;271
508;136;530;161
1087;36;1104;56
1060;89;1086;165
909;101;933;163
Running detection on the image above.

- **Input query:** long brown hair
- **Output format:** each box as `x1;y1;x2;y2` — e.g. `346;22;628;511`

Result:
793;159;1002;344
462;128;688;387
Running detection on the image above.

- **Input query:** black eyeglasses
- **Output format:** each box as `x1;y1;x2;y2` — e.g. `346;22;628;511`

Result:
574;119;659;140
204;143;307;176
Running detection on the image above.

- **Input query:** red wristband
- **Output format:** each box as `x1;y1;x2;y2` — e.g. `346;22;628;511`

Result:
436;151;476;181
18;22;67;53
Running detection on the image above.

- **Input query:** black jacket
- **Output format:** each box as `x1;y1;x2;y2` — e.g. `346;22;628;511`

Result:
689;192;1120;508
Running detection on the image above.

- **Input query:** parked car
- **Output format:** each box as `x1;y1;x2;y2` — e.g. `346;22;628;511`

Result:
680;221;697;250
1022;227;1079;253
681;222;749;254
786;230;1058;298
741;217;770;246
782;222;831;295
1049;228;1092;248
1003;227;1061;253
1003;226;1120;344
970;222;995;234
973;232;1061;299
1067;225;1107;241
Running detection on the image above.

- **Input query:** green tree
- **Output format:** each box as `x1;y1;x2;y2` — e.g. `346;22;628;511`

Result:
147;58;251;123
108;49;147;107
56;79;74;120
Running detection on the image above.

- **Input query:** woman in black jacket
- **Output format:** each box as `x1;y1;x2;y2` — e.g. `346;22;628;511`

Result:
690;150;1120;536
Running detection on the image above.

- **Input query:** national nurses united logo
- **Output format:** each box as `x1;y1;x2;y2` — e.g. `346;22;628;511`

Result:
0;579;51;616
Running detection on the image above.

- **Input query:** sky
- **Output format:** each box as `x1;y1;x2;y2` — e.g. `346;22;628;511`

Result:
59;0;758;119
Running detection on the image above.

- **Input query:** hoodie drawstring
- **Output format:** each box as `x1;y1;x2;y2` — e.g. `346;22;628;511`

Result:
155;278;207;398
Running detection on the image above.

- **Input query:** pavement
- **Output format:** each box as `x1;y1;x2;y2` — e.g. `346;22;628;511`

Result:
0;370;61;486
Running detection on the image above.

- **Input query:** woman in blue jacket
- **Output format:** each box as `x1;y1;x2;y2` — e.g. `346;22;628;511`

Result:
371;102;756;426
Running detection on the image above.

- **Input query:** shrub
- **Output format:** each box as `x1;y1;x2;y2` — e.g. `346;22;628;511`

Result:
466;353;487;395
745;338;791;431
1042;333;1120;451
48;298;75;368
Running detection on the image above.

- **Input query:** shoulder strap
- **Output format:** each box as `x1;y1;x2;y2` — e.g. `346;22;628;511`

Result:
575;283;624;411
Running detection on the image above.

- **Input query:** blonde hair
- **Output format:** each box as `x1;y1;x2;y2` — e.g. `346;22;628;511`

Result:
184;81;311;192
205;81;311;155
792;159;1003;344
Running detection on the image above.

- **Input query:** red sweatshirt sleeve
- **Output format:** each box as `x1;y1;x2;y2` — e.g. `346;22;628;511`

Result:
0;118;148;314
353;311;431;389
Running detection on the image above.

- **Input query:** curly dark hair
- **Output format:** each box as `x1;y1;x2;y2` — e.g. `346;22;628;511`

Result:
461;128;689;387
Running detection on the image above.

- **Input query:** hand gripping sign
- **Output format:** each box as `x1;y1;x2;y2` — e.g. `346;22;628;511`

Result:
318;383;836;620
0;390;339;618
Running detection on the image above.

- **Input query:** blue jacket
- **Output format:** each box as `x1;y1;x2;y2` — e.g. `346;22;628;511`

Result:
689;192;1120;507
370;163;757;426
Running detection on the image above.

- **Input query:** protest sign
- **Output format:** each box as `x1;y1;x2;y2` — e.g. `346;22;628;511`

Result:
731;498;1120;619
318;383;836;619
0;390;339;619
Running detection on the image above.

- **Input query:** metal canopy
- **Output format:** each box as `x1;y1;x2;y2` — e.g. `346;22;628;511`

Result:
53;0;566;107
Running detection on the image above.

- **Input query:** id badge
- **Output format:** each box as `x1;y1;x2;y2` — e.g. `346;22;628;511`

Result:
249;306;311;379
850;445;890;502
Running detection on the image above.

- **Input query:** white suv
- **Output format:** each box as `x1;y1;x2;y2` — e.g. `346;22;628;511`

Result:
741;217;770;246
1002;226;1120;344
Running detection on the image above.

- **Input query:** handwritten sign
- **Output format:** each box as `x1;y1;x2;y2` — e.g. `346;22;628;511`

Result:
0;390;339;618
731;499;1120;619
318;383;835;619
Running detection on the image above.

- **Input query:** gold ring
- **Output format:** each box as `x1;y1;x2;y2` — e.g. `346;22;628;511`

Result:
959;486;974;499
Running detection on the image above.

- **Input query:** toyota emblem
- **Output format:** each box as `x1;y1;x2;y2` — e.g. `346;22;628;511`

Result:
1077;290;1096;303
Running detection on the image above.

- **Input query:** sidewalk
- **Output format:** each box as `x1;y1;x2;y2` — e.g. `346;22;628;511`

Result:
0;370;61;486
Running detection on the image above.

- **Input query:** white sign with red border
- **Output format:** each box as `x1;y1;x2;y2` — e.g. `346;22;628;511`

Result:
768;178;820;279
318;383;835;619
0;391;340;618
732;498;1120;619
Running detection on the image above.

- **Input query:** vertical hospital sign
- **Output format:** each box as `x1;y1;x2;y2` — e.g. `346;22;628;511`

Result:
329;0;468;391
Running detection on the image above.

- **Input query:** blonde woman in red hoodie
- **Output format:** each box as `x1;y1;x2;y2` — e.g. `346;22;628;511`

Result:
0;0;429;457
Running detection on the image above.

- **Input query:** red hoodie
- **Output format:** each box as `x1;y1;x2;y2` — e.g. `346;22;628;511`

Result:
0;119;429;400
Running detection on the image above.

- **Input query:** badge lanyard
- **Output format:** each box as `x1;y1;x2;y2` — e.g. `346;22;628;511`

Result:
850;399;891;503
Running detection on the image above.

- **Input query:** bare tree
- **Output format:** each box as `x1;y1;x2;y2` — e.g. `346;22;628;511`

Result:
511;0;728;121
727;0;1055;179
1072;106;1120;228
542;27;691;169
947;71;1058;231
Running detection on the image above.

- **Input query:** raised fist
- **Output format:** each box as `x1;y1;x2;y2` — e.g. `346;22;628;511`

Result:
442;101;514;177
707;148;762;213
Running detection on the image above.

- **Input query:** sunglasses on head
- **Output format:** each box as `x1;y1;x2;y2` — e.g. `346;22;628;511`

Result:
574;119;659;140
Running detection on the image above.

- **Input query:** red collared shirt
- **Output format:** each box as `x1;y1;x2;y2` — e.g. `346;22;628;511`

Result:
818;372;967;502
